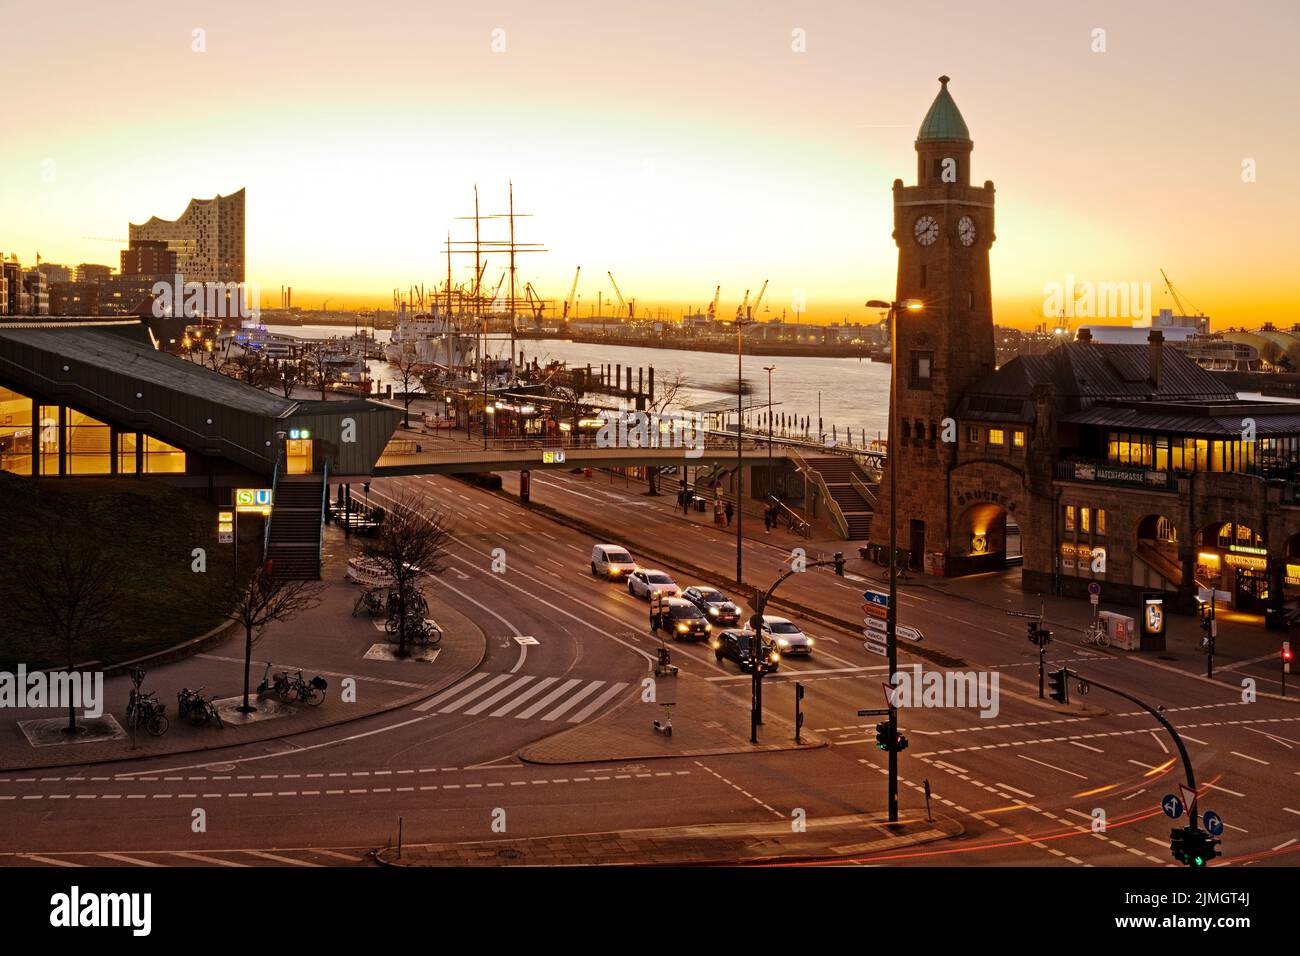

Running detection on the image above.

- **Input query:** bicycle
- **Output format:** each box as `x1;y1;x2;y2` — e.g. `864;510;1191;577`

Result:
352;588;387;618
1083;624;1109;647
177;687;224;727
126;689;169;736
272;669;327;706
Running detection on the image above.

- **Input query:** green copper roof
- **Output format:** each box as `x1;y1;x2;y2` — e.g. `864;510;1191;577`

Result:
917;75;970;142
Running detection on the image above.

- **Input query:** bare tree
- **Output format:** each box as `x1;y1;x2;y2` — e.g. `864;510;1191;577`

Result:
642;371;687;496
222;350;273;388
14;528;124;734
303;343;337;400
361;490;454;658
224;563;324;712
274;355;313;399
391;349;424;427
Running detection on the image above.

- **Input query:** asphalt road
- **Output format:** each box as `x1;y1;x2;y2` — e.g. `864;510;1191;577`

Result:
1;470;1297;868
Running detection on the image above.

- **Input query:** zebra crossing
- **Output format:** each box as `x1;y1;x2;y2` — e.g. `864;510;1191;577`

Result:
6;847;369;868
414;672;629;723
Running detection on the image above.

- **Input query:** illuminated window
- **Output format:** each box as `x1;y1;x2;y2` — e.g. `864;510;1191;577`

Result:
66;409;112;475
1080;507;1091;533
989;429;1005;446
117;433;138;474
0;385;34;475
39;405;60;475
1065;505;1075;532
1097;509;1106;535
1013;430;1025;448
143;435;185;474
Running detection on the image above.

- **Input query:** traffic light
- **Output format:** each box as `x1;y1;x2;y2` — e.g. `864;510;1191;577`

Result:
1172;827;1219;867
1170;826;1187;865
1027;622;1038;645
833;551;845;576
875;721;890;750
895;731;909;752
1047;667;1069;704
1283;642;1294;666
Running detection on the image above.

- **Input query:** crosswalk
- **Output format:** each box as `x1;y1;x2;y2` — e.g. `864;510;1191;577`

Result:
414;672;629;723
7;847;370;867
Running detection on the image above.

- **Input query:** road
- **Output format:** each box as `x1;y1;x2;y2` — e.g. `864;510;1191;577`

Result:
1;469;1297;867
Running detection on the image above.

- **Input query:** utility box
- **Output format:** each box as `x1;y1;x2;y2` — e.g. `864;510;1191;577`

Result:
1099;611;1138;651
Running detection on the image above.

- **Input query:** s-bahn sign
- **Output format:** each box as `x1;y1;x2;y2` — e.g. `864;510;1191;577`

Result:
234;488;273;515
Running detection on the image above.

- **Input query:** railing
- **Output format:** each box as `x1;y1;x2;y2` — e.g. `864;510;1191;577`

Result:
787;448;849;540
770;495;810;538
263;457;280;557
850;471;878;509
318;461;329;572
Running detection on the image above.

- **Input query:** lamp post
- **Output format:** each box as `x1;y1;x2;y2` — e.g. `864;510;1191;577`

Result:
763;365;777;497
866;297;923;824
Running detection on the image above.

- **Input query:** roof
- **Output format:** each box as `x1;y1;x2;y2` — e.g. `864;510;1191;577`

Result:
1062;401;1300;436
0;323;294;418
1077;325;1198;344
917;76;970;142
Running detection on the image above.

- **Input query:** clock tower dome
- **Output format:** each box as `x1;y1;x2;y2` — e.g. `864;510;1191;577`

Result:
872;76;997;560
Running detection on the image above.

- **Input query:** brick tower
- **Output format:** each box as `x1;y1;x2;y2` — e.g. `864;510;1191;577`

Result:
871;76;997;563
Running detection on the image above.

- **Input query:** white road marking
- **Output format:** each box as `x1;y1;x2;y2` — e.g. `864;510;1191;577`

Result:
1017;754;1086;780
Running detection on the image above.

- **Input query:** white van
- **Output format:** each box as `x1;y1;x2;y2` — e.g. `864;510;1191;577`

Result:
591;544;637;581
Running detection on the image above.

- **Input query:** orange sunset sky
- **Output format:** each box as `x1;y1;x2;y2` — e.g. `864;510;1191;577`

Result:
1;0;1296;328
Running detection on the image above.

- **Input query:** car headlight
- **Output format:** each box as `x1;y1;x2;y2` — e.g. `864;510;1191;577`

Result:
677;623;689;633
771;651;780;661
708;607;718;616
777;638;790;647
709;640;720;649
704;623;711;631
806;638;814;646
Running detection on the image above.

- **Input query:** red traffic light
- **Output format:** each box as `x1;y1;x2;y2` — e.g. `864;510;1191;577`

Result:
1282;642;1294;663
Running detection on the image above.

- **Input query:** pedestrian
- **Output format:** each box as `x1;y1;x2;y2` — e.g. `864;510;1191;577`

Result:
724;501;734;527
764;506;773;534
683;490;693;515
714;499;723;526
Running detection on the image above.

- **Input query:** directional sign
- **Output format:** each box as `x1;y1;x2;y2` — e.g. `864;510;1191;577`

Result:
896;624;924;643
1161;794;1184;819
1203;811;1224;837
862;602;888;621
863;589;890;608
542;450;566;464
862;639;887;657
864;617;888;634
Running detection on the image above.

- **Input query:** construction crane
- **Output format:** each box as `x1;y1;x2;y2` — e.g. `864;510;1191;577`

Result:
562;266;581;320
1160;269;1207;321
748;279;769;320
706;285;721;321
607;270;634;320
524;282;546;323
735;289;750;321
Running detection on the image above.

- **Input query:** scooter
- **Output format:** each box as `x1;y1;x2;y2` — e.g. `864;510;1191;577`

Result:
652;702;673;737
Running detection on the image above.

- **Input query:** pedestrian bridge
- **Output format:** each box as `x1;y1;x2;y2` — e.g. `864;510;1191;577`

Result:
372;431;789;476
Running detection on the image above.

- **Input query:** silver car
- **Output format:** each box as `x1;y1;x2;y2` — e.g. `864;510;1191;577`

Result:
628;569;680;601
750;615;814;656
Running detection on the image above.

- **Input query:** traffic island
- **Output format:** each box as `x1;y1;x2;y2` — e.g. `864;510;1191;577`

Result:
374;810;963;866
519;664;827;764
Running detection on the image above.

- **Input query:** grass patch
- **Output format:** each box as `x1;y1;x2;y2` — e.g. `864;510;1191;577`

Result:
0;472;242;670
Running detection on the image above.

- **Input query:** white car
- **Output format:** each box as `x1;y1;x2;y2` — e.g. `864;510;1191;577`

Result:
591;544;637;581
748;615;814;656
627;569;680;601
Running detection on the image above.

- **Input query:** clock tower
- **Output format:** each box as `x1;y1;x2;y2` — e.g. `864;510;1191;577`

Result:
872;76;997;561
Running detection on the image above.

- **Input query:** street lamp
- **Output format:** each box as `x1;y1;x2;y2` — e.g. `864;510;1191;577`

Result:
865;296;923;824
735;317;753;587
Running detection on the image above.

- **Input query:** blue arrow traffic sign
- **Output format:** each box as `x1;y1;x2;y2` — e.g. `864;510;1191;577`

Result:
864;590;890;608
1203;811;1224;836
1161;794;1184;819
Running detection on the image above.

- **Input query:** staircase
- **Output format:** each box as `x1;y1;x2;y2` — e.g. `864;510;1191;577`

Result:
267;475;326;581
1135;541;1183;587
801;455;877;540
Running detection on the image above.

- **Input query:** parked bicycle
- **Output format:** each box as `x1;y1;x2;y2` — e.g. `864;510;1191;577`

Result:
352;587;388;618
1083;624;1110;647
177;687;225;727
125;689;169;736
271;669;327;706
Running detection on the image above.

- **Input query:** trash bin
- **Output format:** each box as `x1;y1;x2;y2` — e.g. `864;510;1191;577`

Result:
694;496;707;513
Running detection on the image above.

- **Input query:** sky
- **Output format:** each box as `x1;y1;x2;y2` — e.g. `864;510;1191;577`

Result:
1;0;1297;328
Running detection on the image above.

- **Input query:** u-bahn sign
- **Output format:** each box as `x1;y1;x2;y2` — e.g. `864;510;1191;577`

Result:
234;488;273;515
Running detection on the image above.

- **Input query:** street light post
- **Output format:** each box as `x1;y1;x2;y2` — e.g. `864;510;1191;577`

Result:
735;318;752;588
867;297;922;824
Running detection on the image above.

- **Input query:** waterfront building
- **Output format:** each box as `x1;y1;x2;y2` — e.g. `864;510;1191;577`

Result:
76;263;113;285
128;188;245;283
871;77;1300;628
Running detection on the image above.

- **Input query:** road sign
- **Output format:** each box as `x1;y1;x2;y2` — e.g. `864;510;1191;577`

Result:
862;602;888;621
882;681;901;708
896;624;924;643
1088;582;1101;596
1161;794;1184;819
862;639;887;657
542;449;566;464
1202;811;1224;836
1179;784;1199;818
863;617;888;634
863;589;890;608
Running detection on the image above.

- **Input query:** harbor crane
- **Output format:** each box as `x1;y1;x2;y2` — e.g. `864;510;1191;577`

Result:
524;282;546;323
563;266;581;320
707;285;721;320
1160;269;1208;330
748;279;769;320
607;270;635;320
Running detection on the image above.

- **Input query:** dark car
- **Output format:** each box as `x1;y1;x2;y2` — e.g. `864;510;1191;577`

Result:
710;629;780;673
681;586;742;627
651;598;711;641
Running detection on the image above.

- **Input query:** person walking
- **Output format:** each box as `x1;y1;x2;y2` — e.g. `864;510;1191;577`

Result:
764;505;774;534
724;500;734;527
714;499;723;526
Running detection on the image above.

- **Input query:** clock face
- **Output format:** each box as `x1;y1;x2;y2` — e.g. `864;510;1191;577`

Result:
914;215;939;247
958;215;976;247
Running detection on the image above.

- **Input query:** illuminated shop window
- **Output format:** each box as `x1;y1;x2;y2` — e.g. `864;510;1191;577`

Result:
0;385;34;475
66;409;112;475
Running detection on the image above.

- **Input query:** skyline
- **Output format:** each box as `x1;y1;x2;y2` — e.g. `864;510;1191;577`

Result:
2;0;1297;327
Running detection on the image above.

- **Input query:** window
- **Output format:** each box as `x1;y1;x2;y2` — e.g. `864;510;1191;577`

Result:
967;425;980;444
1013;430;1025;448
143;435;185;474
0;385;34;475
910;351;933;390
988;428;1005;446
1065;505;1076;532
65;409;111;475
1097;509;1106;535
117;433;138;475
1080;507;1091;533
39;404;60;475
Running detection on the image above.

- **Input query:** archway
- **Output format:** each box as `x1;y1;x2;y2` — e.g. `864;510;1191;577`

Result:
1133;514;1182;590
1194;521;1267;611
951;501;1009;574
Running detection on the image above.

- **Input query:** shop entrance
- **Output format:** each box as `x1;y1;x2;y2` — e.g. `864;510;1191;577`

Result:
286;438;314;474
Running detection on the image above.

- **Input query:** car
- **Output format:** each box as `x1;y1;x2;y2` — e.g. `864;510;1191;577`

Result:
591;544;637;581
747;615;814;656
628;568;680;600
710;629;780;673
651;597;711;641
681;586;742;627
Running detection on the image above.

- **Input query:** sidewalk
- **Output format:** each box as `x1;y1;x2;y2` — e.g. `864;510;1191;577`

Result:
376;810;962;866
0;526;487;771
